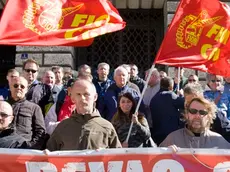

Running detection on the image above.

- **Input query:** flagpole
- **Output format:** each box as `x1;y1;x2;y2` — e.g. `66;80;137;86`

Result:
125;64;156;144
177;67;181;93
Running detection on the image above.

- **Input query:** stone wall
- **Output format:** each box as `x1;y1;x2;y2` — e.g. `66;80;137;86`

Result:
15;46;75;78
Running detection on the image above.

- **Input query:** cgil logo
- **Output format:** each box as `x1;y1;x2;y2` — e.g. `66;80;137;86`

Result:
175;10;230;62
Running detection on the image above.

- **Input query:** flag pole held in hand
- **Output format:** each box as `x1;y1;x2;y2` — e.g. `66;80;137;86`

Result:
125;64;156;144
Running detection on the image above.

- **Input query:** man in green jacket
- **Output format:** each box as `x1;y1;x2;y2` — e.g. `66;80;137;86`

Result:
46;79;121;151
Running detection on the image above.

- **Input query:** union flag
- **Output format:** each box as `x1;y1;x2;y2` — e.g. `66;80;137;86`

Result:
0;0;126;46
155;0;230;77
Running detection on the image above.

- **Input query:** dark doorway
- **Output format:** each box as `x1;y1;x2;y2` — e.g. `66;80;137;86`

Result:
0;10;16;87
0;45;16;86
75;9;164;76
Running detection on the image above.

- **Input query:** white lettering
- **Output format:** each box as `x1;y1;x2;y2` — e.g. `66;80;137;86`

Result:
25;162;57;172
62;162;86;172
88;161;123;172
214;162;230;172
152;159;185;172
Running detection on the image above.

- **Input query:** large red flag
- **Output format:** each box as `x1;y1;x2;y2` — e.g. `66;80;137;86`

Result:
0;0;126;46
155;0;230;77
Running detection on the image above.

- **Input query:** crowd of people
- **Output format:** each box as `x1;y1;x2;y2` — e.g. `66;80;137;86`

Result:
0;58;230;151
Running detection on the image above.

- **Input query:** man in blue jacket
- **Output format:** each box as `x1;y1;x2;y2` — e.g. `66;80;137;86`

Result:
150;77;184;145
98;66;146;121
93;62;114;109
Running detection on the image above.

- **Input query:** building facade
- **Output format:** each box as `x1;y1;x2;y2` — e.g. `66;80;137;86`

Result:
0;0;229;85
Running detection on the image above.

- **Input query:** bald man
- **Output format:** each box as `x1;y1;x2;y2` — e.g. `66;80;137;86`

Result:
0;101;28;148
8;76;46;149
47;79;121;151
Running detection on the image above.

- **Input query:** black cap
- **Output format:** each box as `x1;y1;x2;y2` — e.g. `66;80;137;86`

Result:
66;78;75;88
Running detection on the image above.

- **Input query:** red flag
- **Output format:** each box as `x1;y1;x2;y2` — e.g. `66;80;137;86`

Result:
0;0;126;46
155;0;230;77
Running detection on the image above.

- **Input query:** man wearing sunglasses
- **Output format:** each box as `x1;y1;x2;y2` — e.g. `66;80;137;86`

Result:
160;96;230;149
0;101;29;148
203;73;230;142
187;74;199;84
8;76;46;149
22;59;40;101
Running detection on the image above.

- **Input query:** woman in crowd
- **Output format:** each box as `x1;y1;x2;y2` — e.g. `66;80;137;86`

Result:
111;92;153;147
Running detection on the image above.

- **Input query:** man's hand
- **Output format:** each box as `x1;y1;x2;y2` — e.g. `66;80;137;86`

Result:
122;142;128;148
168;144;180;153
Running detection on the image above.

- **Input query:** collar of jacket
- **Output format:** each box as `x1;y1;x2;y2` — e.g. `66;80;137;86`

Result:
204;84;224;92
159;88;169;92
8;97;26;105
109;83;129;92
130;76;140;81
0;126;15;137
71;108;101;121
184;125;207;137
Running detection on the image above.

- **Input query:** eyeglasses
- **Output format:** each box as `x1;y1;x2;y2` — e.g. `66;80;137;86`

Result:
188;108;208;116
13;84;26;89
188;79;197;82
0;112;12;118
211;80;221;83
24;69;37;73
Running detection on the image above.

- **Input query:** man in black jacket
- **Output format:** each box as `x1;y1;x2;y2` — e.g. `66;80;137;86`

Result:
0;101;28;148
8;76;46;149
150;77;185;145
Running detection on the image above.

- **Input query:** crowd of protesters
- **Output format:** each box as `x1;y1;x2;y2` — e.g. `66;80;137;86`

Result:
0;58;230;151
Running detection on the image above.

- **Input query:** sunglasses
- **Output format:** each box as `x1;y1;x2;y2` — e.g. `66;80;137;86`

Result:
188;79;196;82
24;69;37;73
0;112;12;118
188;108;208;116
211;80;221;83
13;84;26;89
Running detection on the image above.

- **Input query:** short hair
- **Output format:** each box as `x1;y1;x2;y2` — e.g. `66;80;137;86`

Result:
160;77;174;89
78;64;91;72
185;96;217;127
7;69;19;75
121;64;131;71
43;70;55;78
151;68;160;78
13;76;28;86
0;101;13;116
97;62;110;70
114;66;128;77
51;66;63;73
183;83;203;96
74;79;96;93
77;72;93;82
206;73;223;83
22;58;39;70
188;74;198;78
130;64;138;70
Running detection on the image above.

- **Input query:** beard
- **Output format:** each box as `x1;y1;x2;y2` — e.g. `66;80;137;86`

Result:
187;118;208;133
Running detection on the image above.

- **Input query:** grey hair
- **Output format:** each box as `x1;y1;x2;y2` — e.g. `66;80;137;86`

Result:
114;66;128;78
146;68;160;78
97;62;110;71
183;83;203;96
